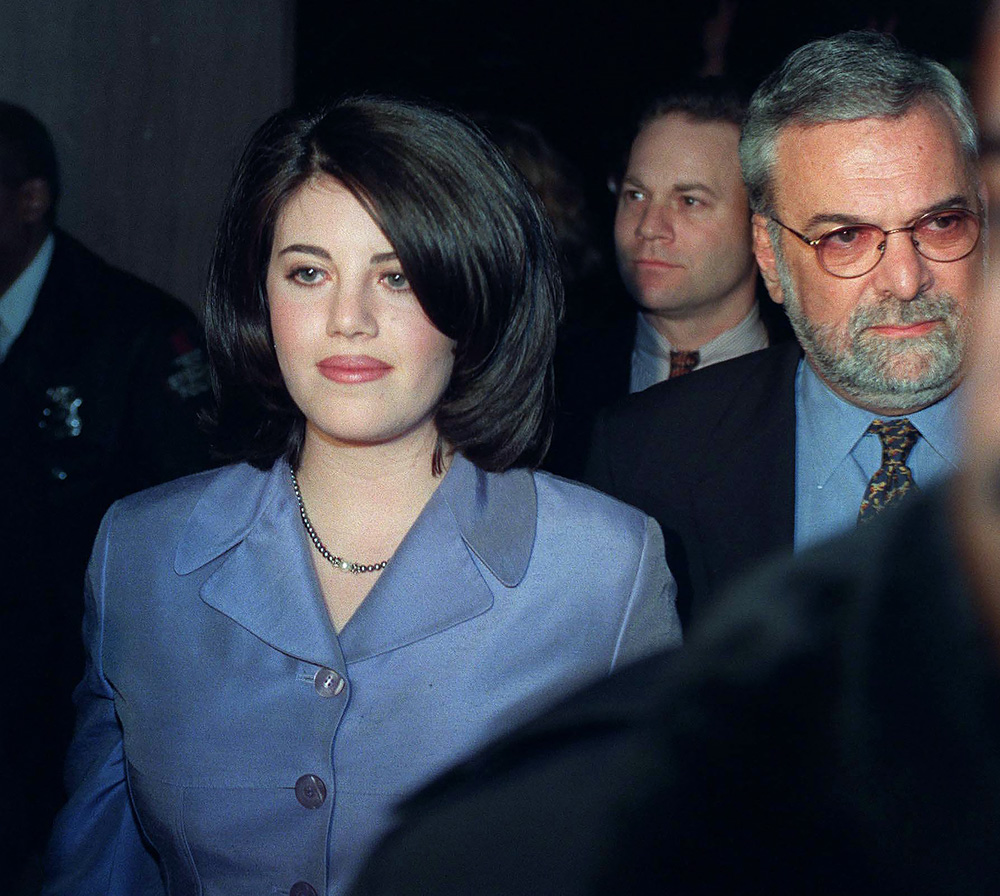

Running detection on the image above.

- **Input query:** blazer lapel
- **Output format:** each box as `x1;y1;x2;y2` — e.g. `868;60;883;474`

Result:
339;455;537;663
178;463;341;668
176;456;538;667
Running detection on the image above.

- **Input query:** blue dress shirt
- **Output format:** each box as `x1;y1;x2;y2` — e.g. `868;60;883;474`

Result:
0;233;54;361
794;359;961;550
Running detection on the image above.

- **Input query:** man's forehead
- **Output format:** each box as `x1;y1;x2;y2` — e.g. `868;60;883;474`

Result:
770;105;974;218
626;113;742;184
633;112;739;151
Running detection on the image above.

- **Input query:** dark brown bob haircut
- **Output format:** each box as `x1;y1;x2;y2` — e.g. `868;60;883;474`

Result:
205;95;564;472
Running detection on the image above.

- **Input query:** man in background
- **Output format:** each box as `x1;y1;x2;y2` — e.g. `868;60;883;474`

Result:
0;102;213;894
349;29;1000;896
548;79;790;478
587;33;978;625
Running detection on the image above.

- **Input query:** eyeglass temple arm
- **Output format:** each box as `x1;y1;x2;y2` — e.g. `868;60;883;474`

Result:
769;217;821;247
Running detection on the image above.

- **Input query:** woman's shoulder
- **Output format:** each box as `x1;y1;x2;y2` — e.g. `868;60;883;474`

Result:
447;459;657;580
530;468;649;527
463;461;648;529
526;468;657;560
116;461;265;510
106;461;280;541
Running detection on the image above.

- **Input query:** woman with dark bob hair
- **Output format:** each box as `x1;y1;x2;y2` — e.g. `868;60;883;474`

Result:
43;96;680;896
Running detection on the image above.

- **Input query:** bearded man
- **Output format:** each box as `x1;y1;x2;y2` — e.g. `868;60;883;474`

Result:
585;31;983;626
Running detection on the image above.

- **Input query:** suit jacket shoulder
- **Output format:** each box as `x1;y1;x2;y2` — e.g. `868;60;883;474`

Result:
586;341;802;624
546;308;637;479
1;230;212;498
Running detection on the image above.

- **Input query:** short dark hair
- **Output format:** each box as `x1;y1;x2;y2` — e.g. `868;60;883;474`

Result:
637;77;748;133
0;101;60;223
612;78;748;188
205;95;563;473
740;31;979;216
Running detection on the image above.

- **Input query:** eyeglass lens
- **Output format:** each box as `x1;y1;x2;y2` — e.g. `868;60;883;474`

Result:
818;209;979;277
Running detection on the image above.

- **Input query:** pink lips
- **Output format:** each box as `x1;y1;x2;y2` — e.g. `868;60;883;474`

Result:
866;321;940;339
635;258;682;270
317;355;392;384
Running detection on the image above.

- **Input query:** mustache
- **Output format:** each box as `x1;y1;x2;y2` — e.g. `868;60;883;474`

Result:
849;294;961;335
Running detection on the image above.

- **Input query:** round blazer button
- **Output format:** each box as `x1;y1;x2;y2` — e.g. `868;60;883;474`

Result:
313;667;345;697
289;882;318;896
294;774;327;809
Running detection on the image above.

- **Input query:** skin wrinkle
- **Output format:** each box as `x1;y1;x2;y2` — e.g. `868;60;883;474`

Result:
756;104;983;414
776;244;967;408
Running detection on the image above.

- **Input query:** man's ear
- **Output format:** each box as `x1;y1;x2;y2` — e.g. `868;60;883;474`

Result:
17;178;52;226
752;214;784;305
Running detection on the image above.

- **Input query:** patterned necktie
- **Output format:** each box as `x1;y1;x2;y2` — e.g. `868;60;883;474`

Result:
669;350;700;379
857;418;920;523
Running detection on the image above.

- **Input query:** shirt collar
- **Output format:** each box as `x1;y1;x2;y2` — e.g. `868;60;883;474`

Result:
634;302;764;361
176;453;537;585
631;304;768;393
0;232;54;361
797;358;963;488
699;302;767;366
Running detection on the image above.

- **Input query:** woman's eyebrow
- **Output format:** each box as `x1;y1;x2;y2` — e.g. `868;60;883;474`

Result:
277;243;331;259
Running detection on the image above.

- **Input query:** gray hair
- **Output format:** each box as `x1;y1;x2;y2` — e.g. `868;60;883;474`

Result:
740;31;979;216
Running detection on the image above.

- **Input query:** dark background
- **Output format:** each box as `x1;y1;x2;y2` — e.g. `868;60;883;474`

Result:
297;0;983;227
0;0;986;314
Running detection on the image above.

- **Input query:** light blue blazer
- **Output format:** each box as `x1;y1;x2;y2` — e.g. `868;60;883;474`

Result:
43;454;680;896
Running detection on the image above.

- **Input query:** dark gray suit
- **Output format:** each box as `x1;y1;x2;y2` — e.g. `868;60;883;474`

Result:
586;340;801;625
0;230;212;890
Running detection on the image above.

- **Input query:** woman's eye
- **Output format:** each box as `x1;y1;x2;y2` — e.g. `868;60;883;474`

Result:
381;271;411;291
623;189;644;203
681;195;702;208
291;266;324;285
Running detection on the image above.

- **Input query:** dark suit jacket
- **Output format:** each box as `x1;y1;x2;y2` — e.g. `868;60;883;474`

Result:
546;287;793;481
0;230;212;890
349;485;1000;896
585;340;802;626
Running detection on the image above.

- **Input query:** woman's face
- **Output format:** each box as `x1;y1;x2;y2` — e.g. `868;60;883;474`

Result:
267;175;455;455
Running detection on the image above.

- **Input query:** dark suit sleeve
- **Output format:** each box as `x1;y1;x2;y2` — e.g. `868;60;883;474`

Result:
582;398;697;627
583;408;618;497
118;300;213;495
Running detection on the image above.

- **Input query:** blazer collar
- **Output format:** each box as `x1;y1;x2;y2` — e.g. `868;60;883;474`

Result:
176;462;341;667
440;452;536;587
174;455;537;666
339;454;537;663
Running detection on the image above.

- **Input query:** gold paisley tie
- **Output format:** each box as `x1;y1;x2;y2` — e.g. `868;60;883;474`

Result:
858;418;920;524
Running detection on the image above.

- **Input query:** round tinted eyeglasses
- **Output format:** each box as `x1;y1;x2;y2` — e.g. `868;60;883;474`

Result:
770;208;982;279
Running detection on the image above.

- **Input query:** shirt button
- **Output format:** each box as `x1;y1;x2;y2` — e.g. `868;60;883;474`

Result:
294;774;327;809
289;882;318;896
313;667;345;697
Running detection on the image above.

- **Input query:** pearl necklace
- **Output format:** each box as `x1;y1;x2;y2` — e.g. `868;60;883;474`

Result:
289;467;389;574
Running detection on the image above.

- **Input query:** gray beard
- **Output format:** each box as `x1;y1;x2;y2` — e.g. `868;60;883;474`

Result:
776;259;967;412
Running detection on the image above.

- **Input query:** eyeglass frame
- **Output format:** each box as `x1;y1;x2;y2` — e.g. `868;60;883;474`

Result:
768;207;982;279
